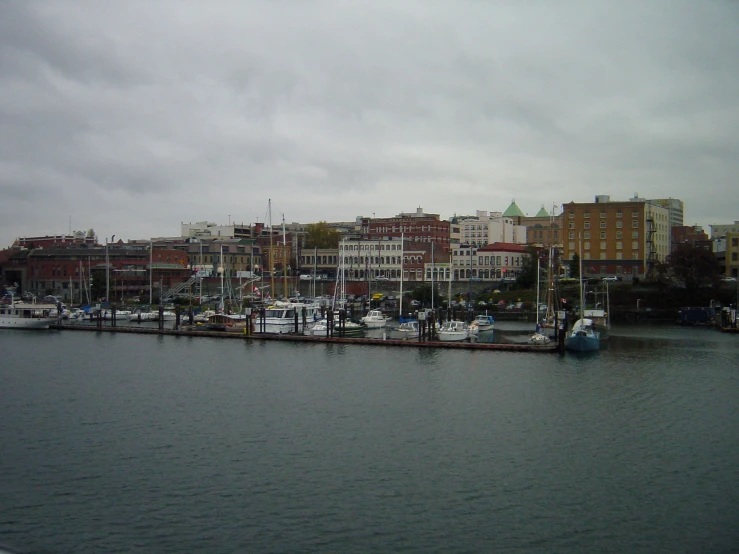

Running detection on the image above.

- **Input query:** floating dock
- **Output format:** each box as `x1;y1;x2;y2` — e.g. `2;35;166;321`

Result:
51;323;559;352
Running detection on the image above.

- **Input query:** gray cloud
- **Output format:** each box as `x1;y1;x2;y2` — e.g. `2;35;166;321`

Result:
1;0;738;245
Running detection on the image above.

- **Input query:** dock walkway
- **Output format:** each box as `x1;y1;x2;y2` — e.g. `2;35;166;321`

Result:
51;324;559;353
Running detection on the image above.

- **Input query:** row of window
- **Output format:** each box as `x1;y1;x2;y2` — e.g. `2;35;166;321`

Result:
569;231;639;240
570;211;640;219
569;220;640;230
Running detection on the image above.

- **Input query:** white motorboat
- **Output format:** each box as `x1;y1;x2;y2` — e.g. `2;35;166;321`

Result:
437;320;470;342
128;310;157;322
360;309;390;328
388;320;419;340
469;314;495;335
255;300;321;334
0;296;59;329
306;313;364;337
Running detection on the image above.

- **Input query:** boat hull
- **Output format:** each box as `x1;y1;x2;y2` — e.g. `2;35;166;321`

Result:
0;315;57;329
565;334;600;352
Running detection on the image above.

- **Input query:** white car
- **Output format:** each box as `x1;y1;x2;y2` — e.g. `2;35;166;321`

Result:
602;276;619;282
375;276;390;281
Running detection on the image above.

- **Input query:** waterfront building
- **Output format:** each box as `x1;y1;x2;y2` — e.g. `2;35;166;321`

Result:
1;244;189;303
562;195;670;280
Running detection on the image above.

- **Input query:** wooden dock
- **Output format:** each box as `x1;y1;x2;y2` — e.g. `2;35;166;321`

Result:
51;324;559;353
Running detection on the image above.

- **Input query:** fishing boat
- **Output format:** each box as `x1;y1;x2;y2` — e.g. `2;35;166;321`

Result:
0;295;59;329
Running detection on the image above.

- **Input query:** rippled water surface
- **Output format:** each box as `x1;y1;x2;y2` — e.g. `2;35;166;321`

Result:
1;325;738;553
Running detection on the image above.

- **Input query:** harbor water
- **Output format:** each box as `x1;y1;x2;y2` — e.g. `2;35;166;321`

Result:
1;324;737;553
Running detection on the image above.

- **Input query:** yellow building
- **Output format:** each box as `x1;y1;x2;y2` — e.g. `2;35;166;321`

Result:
562;196;670;280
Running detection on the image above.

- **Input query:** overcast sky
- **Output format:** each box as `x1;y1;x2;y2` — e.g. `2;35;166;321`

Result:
1;1;738;246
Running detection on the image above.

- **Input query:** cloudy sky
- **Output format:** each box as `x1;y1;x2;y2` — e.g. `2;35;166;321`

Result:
1;1;738;246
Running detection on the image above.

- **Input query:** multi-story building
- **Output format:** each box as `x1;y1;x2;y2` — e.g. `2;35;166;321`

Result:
452;207;527;248
452;242;527;281
361;207;451;251
520;205;564;250
710;221;739;239
714;233;739;280
1;244;189;302
562;196;670;280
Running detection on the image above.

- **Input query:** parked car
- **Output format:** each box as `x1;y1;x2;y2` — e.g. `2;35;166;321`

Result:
375;276;390;281
602;276;619;282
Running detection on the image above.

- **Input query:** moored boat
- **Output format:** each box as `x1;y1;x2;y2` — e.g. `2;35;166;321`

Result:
0;296;59;329
437;320;470;342
360;309;390;328
565;318;600;352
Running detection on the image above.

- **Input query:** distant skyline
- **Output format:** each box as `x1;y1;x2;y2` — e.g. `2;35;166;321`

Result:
1;1;738;247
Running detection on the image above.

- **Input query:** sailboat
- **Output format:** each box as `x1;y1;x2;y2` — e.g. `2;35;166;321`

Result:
565;234;600;352
529;252;551;346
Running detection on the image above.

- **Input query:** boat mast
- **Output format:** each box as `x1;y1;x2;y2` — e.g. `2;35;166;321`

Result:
399;232;404;319
578;232;584;321
149;240;153;305
269;199;274;301
282;214;288;299
535;251;541;327
431;241;435;311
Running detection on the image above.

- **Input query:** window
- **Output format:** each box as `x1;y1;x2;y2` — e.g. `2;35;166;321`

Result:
569;212;575;219
584;241;591;250
569;222;575;229
600;212;606;218
732;238;738;247
616;231;623;239
568;242;575;251
600;232;606;239
600;241;606;249
584;232;590;239
600;252;607;260
632;221;639;228
584;252;591;260
584;212;590;219
733;253;738;261
584;222;590;229
600;222;606;229
632;231;639;239
617;211;622;218
632;211;639;217
616;241;623;250
616;221;623;229
616;252;623;260
632;241;639;249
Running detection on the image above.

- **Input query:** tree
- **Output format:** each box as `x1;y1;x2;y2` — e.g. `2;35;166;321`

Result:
569;253;580;280
515;246;539;289
666;244;721;289
304;222;340;249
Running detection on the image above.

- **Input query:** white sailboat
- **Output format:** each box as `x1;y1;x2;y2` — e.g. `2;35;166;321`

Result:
565;234;600;352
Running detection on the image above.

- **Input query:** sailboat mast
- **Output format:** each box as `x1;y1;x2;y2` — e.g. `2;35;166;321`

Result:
431;241;434;311
536;252;541;325
149;240;153;305
399;232;404;319
578;232;584;321
269;199;274;301
282;215;288;299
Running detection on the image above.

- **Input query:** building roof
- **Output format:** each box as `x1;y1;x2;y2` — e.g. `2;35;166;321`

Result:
477;242;527;253
534;205;549;218
502;199;525;217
